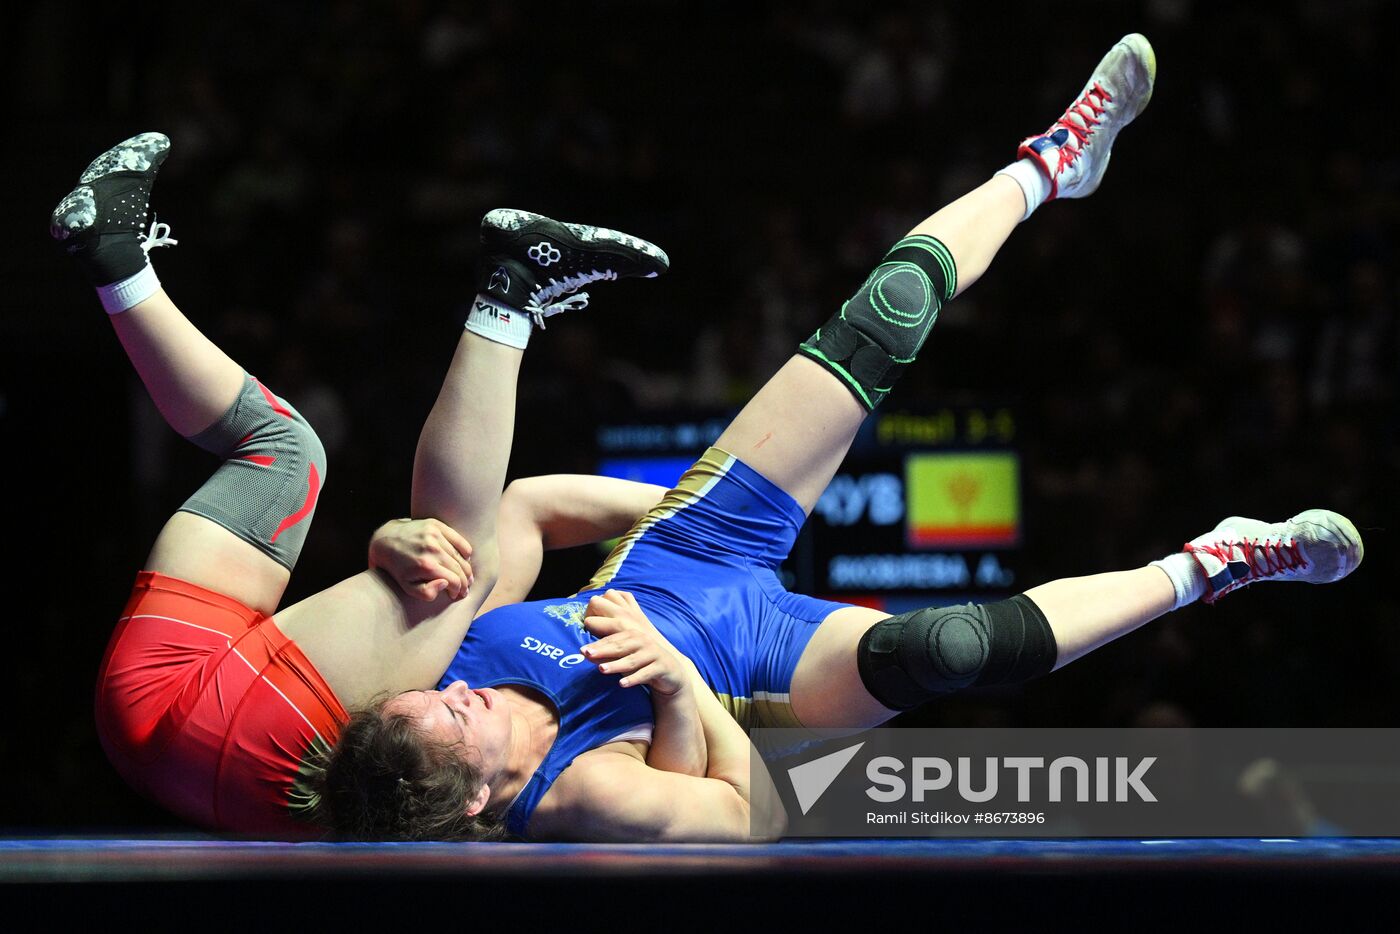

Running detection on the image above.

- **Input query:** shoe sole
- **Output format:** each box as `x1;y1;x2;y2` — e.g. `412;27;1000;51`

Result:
483;208;669;274
51;132;171;241
79;132;170;184
1112;33;1157;120
1289;508;1365;581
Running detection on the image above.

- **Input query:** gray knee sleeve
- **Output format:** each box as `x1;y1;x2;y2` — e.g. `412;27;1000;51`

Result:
180;375;326;570
856;595;1057;710
799;235;957;410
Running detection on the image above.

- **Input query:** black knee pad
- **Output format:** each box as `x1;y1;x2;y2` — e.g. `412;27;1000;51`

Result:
856;594;1057;710
180;375;327;570
799;234;957;410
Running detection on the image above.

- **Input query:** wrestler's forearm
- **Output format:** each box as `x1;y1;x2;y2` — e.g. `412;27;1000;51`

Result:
504;475;667;550
688;665;787;837
479;476;667;614
645;681;707;778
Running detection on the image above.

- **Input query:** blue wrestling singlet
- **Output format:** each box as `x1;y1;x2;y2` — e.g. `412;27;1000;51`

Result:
440;447;849;835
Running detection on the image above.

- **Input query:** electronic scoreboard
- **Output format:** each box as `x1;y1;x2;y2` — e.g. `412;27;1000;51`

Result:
597;405;1022;614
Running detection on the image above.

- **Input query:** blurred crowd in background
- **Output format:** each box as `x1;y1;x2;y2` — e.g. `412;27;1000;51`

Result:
8;0;1397;828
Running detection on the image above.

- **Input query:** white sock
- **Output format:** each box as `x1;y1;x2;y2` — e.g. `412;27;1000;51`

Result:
995;159;1052;221
1149;552;1209;610
463;294;532;349
96;263;160;315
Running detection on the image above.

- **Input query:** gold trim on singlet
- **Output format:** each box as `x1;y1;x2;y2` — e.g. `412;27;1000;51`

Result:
583;447;736;592
582;447;811;742
713;691;805;731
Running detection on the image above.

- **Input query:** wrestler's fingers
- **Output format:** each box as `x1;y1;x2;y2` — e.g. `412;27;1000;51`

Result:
434;521;474;560
429;564;467;601
581;634;636;660
582;632;641;660
416;553;462;586
602;648;654;679
412;578;449;602
611;591;654;627
585;595;612;618
588;591;624;615
414;554;454;587
443;563;470;600
605;589;644;611
582;615;627;640
619;660;668;690
433;548;473;599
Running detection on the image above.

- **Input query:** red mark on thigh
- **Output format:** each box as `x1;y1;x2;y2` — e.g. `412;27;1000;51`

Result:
753;432;773;450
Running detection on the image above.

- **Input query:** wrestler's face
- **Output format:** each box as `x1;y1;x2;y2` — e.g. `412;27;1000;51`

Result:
388;681;512;782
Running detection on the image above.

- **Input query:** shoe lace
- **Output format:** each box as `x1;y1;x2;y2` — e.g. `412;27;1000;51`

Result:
524;292;590;328
525;269;618;328
1241;536;1306;578
1196;536;1307;582
139;216;179;253
1052;82;1113;173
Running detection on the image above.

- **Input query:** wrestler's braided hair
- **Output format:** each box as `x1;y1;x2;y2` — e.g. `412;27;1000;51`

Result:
308;694;507;841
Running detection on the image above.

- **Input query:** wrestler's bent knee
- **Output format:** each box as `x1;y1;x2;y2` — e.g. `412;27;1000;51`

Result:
180;375;327;570
856;594;1057;710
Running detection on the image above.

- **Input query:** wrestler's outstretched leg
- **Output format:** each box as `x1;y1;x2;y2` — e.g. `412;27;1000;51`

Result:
717;37;1154;510
780;37;1365;729
792;511;1364;728
50;133;318;615
727;34;1165;726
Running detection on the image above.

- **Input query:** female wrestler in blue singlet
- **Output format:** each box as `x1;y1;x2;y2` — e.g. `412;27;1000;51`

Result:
314;35;1363;842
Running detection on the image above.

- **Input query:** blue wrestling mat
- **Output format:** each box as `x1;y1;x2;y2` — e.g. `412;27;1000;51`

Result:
5;836;1400;880
4;837;1398;925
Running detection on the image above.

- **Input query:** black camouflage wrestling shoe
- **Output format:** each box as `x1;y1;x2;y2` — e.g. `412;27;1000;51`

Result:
49;132;176;285
478;208;669;326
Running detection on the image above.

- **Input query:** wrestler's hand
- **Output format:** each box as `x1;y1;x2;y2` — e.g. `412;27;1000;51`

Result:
368;518;474;602
581;589;691;696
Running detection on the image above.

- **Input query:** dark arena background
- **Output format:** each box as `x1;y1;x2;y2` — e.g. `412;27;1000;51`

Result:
5;0;1399;925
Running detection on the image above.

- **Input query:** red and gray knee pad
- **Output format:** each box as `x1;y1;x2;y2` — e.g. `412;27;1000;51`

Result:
179;375;326;571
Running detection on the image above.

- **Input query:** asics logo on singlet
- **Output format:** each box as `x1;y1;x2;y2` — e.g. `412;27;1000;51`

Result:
528;241;561;266
520;636;585;669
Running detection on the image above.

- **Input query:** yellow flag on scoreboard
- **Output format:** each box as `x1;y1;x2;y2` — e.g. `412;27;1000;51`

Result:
905;452;1020;548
